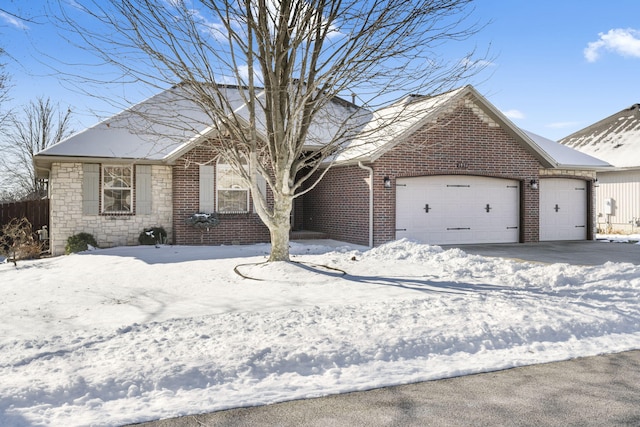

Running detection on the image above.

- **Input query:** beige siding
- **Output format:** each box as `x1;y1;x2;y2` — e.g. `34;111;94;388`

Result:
49;162;173;256
595;170;640;233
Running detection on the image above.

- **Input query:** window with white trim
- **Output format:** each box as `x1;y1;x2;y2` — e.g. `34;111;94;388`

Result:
216;158;249;213
102;165;133;213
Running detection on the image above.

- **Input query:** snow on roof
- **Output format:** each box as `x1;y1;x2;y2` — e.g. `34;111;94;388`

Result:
333;85;604;169
35;84;367;167
332;86;468;163
523;130;611;169
37;85;236;161
560;104;640;168
35;83;608;173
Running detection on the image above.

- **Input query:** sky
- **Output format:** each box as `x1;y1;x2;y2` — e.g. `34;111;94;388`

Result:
1;0;640;141
1;237;640;425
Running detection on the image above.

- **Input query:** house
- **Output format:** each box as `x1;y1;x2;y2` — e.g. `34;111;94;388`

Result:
34;84;609;256
560;104;640;234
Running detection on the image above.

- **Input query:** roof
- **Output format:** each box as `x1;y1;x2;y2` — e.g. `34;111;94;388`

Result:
334;85;608;169
37;84;228;161
34;83;608;175
523;130;611;169
559;104;640;168
332;86;469;163
34;84;367;174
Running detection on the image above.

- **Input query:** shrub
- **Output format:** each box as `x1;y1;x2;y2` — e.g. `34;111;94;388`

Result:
65;232;98;254
0;218;43;265
138;227;167;245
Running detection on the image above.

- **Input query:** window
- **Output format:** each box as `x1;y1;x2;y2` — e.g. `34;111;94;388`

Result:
83;163;151;216
216;159;249;213
103;165;133;213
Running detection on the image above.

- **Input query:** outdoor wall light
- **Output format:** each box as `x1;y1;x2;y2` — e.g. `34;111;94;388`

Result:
383;176;392;188
530;179;538;190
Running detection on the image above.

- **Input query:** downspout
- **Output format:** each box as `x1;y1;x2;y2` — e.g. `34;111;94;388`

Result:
358;161;374;247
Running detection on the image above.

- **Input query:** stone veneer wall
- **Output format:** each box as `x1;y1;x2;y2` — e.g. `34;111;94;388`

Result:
48;162;173;256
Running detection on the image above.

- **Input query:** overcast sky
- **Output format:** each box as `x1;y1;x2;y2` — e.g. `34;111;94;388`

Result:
2;0;639;141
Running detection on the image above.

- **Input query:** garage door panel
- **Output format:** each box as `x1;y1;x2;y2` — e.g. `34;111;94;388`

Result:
396;176;520;245
539;178;587;241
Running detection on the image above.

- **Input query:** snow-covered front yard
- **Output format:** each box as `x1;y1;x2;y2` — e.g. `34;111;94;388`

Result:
1;238;640;426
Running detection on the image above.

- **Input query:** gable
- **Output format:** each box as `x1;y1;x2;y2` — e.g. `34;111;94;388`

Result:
334;85;559;168
376;100;543;176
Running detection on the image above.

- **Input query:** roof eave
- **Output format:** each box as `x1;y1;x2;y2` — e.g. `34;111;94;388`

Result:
554;164;613;171
597;165;640;172
33;154;167;178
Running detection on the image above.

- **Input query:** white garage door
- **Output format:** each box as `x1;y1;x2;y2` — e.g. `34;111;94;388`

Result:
539;178;587;241
395;176;520;245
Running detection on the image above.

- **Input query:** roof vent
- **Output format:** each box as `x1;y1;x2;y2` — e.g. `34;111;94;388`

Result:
404;94;427;104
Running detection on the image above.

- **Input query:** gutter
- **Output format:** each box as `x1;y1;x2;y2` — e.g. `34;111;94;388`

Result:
358;161;374;247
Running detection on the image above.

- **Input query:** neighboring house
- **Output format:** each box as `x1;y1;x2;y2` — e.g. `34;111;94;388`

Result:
34;84;609;256
560;104;640;234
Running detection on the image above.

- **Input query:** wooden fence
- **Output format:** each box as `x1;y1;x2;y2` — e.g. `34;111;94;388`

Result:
0;199;50;232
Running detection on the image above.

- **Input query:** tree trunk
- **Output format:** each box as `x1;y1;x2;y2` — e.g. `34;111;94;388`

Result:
267;194;293;262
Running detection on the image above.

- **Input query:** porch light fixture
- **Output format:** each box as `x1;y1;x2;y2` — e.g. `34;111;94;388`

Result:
530;179;538;190
383;176;392;188
594;178;599;187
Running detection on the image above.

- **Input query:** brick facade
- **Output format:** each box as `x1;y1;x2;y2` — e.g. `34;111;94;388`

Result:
47;96;597;254
303;165;371;246
171;143;271;245
306;97;558;246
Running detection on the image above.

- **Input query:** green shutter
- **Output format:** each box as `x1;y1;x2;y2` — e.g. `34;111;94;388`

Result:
82;163;100;215
136;165;152;215
199;165;215;213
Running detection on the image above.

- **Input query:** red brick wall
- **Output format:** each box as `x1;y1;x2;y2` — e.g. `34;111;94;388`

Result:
172;143;271;245
307;100;543;246
303;165;371;246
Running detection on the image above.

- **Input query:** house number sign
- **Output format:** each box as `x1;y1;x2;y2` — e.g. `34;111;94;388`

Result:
455;161;469;169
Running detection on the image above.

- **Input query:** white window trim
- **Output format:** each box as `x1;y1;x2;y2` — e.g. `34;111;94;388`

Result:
216;159;250;214
102;164;134;214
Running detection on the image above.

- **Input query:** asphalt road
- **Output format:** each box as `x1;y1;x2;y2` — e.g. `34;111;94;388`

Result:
132;350;640;427
130;241;640;427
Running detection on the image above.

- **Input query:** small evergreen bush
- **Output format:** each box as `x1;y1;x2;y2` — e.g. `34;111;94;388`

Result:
138;227;167;245
65;232;98;254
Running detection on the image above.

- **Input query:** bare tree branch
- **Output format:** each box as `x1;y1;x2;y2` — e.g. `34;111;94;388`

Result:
48;0;488;261
0;97;73;200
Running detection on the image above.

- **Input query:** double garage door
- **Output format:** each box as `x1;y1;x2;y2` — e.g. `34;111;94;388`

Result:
395;176;587;245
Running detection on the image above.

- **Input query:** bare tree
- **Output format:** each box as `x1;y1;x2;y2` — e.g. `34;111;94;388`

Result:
0;45;15;202
52;0;486;261
0;97;72;200
0;47;10;135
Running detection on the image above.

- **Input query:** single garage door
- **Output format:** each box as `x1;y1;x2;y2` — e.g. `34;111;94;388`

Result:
539;178;587;241
396;176;520;245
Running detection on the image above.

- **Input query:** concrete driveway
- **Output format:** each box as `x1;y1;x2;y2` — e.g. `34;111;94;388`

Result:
442;240;640;266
